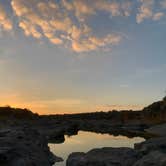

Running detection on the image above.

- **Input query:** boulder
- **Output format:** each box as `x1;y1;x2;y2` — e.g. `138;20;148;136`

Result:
66;147;139;166
145;123;166;137
133;151;166;166
0;127;63;166
134;136;166;154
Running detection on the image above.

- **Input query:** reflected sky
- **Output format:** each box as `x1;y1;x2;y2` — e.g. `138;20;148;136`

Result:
49;131;145;166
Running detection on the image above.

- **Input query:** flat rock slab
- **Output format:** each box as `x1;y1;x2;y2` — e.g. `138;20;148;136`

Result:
145;123;166;137
66;147;139;166
133;151;166;166
135;136;166;154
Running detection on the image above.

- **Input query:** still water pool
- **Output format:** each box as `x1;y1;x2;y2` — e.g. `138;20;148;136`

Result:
49;131;145;166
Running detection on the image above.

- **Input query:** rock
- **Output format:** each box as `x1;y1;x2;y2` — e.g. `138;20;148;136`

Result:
145;123;166;137
65;122;79;136
133;136;166;165
0;127;63;166
48;131;65;144
66;147;139;166
134;136;166;154
133;151;166;166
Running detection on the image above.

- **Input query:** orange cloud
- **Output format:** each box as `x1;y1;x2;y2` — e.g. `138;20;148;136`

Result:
96;104;144;111
0;4;13;31
153;12;164;20
10;0;124;52
63;0;132;21
72;34;122;52
19;20;42;38
137;0;154;23
1;0;163;52
137;0;165;23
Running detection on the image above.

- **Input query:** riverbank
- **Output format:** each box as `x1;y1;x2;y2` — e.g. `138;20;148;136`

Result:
66;126;166;166
0;126;63;166
0;96;165;165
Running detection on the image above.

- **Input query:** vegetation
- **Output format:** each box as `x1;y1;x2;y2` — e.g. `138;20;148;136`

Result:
0;106;38;119
0;96;166;125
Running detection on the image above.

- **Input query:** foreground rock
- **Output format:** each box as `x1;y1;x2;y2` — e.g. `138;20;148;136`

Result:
133;151;166;166
0;127;62;166
145;123;166;137
135;136;166;154
66;147;139;166
67;135;166;166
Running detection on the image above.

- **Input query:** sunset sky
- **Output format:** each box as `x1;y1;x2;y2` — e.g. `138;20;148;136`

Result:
0;0;166;114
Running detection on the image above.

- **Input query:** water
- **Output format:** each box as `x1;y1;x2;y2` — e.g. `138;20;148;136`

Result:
49;131;145;166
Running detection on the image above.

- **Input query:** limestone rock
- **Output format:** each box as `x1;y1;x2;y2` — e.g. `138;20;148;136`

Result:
66;147;139;166
0;127;63;166
133;151;166;166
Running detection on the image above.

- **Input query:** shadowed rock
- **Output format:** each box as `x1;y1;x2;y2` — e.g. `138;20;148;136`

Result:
66;147;139;166
135;136;166;154
0;127;63;166
133;151;166;166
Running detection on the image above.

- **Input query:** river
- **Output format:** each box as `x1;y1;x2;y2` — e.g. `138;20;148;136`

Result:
49;131;145;166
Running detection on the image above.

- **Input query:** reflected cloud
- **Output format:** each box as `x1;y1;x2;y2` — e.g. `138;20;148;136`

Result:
49;131;145;166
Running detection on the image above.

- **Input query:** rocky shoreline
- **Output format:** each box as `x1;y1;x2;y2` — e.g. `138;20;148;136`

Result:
66;126;166;166
0;126;63;166
0;123;165;166
0;97;165;165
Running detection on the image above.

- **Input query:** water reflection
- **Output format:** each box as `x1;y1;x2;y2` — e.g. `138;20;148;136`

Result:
49;131;145;166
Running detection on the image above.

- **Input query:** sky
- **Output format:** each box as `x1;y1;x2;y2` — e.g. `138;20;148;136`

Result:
0;0;166;114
